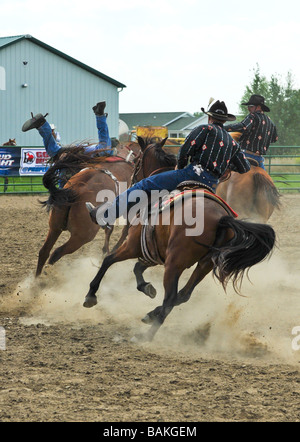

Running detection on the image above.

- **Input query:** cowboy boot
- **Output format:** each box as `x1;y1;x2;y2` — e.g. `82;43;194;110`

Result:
22;112;48;132
85;202;112;230
92;101;107;116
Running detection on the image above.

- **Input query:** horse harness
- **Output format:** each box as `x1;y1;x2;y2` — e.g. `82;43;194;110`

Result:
139;182;238;267
79;146;139;195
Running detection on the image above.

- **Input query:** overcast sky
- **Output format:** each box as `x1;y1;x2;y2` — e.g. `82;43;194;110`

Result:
1;0;300;115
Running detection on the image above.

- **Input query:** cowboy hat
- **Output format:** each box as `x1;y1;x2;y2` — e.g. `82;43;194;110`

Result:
201;99;236;122
242;94;270;112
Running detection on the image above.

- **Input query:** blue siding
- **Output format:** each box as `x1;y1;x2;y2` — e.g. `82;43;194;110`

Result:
0;39;122;146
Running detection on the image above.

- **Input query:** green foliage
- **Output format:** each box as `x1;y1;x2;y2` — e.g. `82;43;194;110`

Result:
240;65;300;146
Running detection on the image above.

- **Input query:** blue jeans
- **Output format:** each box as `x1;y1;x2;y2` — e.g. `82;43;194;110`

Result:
38;115;112;158
243;151;265;170
84;115;113;156
103;163;219;223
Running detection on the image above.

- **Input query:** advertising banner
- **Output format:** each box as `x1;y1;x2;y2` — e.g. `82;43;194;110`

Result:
0;147;49;176
19;147;50;176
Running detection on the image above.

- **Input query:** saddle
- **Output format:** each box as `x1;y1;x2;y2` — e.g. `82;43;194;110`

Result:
139;181;238;267
104;155;127;163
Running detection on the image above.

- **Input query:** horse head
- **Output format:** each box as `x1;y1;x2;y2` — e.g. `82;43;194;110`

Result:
2;138;17;146
131;137;176;184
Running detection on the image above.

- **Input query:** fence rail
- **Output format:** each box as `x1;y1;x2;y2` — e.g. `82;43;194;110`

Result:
264;146;300;191
1;145;300;194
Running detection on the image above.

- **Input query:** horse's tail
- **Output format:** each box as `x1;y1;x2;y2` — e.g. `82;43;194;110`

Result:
253;172;280;209
211;215;275;293
41;160;78;210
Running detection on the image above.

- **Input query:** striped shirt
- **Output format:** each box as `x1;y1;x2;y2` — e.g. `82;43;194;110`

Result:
225;111;278;155
177;122;250;178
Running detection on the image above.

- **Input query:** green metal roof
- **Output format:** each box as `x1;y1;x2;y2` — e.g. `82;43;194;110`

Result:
167;115;203;130
119;112;195;130
0;34;126;88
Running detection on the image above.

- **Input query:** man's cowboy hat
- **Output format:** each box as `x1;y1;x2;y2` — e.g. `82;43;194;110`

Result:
242;94;270;112
201;99;236;122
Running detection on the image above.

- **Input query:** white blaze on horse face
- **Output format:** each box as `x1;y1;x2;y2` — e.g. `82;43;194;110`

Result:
0;67;6;90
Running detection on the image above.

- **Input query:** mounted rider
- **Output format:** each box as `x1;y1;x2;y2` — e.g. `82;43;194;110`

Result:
86;99;251;229
225;94;278;169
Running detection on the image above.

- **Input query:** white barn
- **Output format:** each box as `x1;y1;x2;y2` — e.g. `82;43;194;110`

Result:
0;35;126;146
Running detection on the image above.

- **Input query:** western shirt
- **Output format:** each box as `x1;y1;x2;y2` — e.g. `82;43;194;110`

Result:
225;111;278;155
177;122;250;178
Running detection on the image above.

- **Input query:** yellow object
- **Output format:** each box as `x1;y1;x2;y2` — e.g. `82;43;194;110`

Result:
230;132;242;142
136;126;168;139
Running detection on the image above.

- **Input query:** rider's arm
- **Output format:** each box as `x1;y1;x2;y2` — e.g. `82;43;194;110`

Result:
229;149;251;174
225;113;255;133
177;125;209;169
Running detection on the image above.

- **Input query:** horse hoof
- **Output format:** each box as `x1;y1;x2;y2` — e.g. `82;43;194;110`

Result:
130;335;140;344
130;333;151;343
83;296;97;308
141;314;152;325
144;283;156;299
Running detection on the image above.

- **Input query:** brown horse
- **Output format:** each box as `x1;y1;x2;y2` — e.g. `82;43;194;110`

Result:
83;138;276;343
2;138;17;146
101;136;177;253
35;142;141;277
216;132;280;223
36;139;177;277
216;161;280;223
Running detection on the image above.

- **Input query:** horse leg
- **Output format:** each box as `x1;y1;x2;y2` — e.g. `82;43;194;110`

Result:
48;228;98;266
35;206;68;277
112;225;129;252
142;252;215;324
175;257;213;306
133;261;157;299
102;226;114;255
83;229;141;308
48;203;100;265
36;227;63;277
134;259;183;342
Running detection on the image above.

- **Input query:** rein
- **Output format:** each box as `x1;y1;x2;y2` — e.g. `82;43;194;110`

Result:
219;169;232;184
130;143;174;185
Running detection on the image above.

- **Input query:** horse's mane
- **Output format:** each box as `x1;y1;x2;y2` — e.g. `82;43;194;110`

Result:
49;144;112;167
153;144;177;167
142;137;177;168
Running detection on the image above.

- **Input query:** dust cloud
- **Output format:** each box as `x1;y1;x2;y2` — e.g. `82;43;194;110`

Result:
5;245;300;366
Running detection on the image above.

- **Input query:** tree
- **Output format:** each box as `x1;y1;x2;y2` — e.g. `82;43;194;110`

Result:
240;65;300;146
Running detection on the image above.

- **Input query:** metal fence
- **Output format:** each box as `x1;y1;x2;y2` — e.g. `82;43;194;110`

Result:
265;146;300;191
1;145;300;194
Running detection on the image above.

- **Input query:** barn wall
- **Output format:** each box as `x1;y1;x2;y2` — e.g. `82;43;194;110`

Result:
0;39;121;146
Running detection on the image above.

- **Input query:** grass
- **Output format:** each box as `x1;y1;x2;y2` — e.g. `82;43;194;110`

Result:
271;174;300;192
0;176;47;194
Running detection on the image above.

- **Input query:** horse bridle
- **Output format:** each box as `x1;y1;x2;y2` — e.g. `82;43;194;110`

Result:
130;143;175;186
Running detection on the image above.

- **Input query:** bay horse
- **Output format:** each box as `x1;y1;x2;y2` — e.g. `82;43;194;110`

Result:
216;133;280;222
216;164;280;222
2;138;17;146
83;138;276;343
35;142;141;277
35;139;177;277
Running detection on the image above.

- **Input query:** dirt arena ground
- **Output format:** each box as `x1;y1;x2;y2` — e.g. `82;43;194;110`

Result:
0;193;300;422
